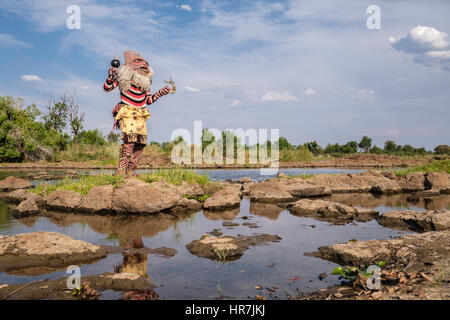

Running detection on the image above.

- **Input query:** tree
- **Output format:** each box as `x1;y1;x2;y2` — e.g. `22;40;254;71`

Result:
43;94;70;132
303;141;323;155
434;145;450;155
384;140;397;153
278;137;293;151
67;97;85;142
358;136;372;153
106;131;121;143
369;145;383;154
78;129;106;146
341;141;358;154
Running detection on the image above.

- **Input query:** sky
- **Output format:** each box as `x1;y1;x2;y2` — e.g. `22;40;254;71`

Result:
0;0;449;150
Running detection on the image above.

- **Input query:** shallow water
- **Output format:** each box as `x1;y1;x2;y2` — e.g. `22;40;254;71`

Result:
0;167;365;184
1;192;449;300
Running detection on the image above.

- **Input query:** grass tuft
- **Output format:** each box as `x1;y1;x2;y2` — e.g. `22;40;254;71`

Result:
395;160;450;177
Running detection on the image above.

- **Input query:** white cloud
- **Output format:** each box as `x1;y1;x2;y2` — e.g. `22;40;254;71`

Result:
21;74;43;82
390;26;450;71
229;99;242;107
179;4;192;12
303;88;316;95
351;89;375;100
183;86;201;93
261;91;299;102
0;33;31;48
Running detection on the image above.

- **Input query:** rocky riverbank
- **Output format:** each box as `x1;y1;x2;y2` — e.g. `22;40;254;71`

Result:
300;230;449;300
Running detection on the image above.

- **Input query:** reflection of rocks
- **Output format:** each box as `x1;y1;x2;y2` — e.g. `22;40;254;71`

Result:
203;184;242;211
186;233;282;261
379;210;450;232
288;199;379;223
0;232;106;275
0;176;33;192
316;230;450;266
249;202;284;220
12;198;39;218
330;193;450;211
203;208;240;220
41;211;187;241
0;272;153;300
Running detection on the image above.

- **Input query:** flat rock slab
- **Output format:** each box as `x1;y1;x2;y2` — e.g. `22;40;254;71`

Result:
0;232;106;274
288;199;379;223
203;184;242;211
186;233;282;261
0;176;33;192
0;272;153;300
112;179;183;214
44;190;83;212
248;171;450;201
317;230;450;266
379;209;450;232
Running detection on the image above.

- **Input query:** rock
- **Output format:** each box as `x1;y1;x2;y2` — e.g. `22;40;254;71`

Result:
277;172;287;177
381;171;398;180
172;197;203;212
400;172;426;192
249;180;296;203
317;230;449;265
242;182;253;196
203;184;242;211
12;198;40;218
0;272;153;300
0;189;41;204
285;184;332;198
378;210;450;232
0;232;106;274
223;221;239;227
288;199;378;222
319;272;327;280
44;190;83;212
186;233;282;261
0;176;33;192
78;185;114;214
370;180;403;195
238;177;252;184
424;172;450;193
112;178;182;214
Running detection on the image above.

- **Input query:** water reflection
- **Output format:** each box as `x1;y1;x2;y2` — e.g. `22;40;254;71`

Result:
36;211;193;243
249;202;284;220
330;193;450;211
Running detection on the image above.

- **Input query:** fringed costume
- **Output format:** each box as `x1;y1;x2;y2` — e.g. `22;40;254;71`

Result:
104;50;172;176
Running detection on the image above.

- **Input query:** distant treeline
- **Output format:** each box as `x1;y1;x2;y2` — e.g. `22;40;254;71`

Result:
0;95;448;163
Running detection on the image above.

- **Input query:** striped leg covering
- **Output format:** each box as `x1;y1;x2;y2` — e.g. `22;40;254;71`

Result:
117;144;133;175
128;143;145;176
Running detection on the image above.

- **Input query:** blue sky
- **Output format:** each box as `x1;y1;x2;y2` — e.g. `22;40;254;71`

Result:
0;0;449;150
